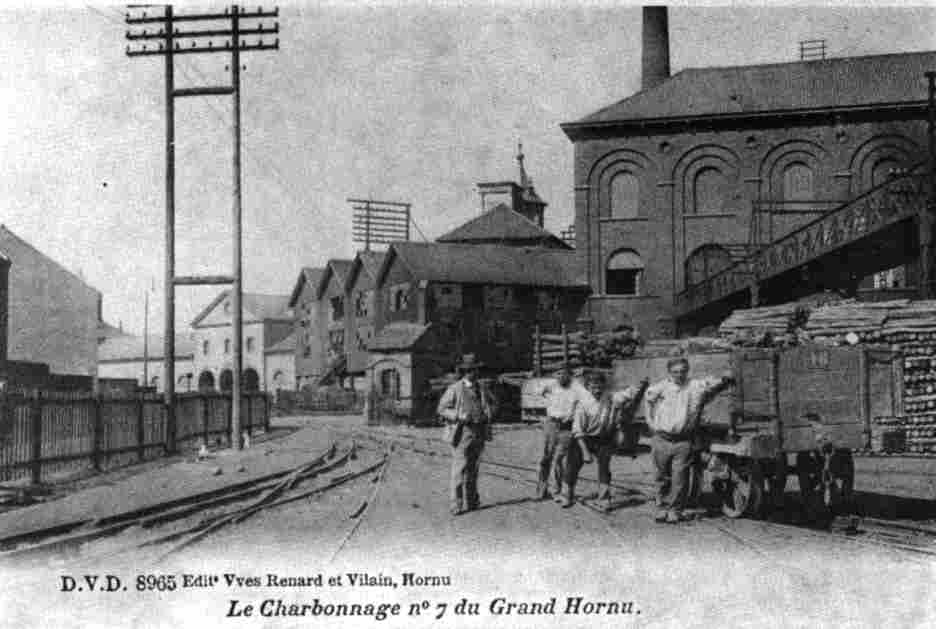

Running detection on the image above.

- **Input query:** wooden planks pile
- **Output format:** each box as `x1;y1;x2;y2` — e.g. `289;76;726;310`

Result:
718;303;803;346
533;325;638;374
805;299;936;455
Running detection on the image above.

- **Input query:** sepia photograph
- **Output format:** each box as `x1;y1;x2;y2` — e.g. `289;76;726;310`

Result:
0;1;935;627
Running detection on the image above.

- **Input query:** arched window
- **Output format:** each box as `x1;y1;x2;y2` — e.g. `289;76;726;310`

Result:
782;162;814;201
693;167;725;214
379;368;401;400
610;172;639;219
606;250;644;296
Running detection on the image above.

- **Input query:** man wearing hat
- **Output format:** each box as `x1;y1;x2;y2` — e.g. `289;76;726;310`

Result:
538;366;593;502
437;354;495;516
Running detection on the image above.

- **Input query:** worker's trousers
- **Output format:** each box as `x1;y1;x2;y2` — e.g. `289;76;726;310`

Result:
450;424;485;512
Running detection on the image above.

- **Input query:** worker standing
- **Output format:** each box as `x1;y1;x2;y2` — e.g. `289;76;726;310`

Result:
538;366;593;502
645;357;733;524
565;371;647;511
437;354;494;516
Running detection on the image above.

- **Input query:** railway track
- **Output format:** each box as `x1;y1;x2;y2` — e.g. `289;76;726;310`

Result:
0;439;389;565
340;425;936;561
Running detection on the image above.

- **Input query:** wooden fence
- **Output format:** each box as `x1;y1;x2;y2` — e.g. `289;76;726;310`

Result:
0;390;270;485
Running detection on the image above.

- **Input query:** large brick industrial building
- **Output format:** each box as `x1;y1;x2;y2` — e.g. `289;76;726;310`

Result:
563;7;936;336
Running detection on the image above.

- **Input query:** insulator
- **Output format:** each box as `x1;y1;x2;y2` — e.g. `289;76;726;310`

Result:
208;41;213;48
158;42;164;50
175;42;180;50
143;29;147;35
191;41;196;47
125;44;131;53
258;38;263;45
225;40;230;48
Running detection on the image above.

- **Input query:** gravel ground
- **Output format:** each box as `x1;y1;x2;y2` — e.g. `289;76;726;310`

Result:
1;415;934;629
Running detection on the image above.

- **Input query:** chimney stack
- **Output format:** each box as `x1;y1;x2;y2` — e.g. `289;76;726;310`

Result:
641;6;670;91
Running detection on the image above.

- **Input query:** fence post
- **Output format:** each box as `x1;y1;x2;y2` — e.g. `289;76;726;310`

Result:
201;394;210;445
137;394;146;462
561;323;569;369
264;394;271;432
225;396;233;447
92;395;103;472
30;391;42;486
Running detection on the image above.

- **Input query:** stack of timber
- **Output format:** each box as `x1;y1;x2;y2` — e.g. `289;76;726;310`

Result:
717;303;804;347
532;325;638;374
806;299;936;455
637;337;734;357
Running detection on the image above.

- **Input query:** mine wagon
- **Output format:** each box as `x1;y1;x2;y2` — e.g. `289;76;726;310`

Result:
611;344;902;519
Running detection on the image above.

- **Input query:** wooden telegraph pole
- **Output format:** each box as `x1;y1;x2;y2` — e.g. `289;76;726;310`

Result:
925;71;936;300
125;4;280;451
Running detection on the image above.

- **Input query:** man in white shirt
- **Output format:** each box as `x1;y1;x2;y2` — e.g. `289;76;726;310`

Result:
645;357;733;523
564;371;647;510
537;367;593;502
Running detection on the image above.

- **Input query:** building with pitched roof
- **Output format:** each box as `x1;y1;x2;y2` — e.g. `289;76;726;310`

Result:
344;250;386;379
367;241;589;420
315;258;354;386
288;266;326;388
0;225;101;378
561;7;936;335
190;290;293;392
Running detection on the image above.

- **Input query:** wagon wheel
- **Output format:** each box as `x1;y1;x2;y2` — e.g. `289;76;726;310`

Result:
720;460;763;519
824;449;855;514
763;453;789;515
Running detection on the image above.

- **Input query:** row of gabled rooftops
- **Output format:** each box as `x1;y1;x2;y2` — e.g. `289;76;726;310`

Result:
288;201;586;312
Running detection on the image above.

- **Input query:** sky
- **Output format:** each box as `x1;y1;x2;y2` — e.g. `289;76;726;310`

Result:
0;2;935;335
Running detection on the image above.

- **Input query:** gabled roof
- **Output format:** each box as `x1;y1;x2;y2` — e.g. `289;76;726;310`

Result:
191;290;291;327
265;330;297;354
369;322;431;352
564;50;936;134
0;224;98;294
376;242;588;288
288;267;325;308
346;250;387;293
98;334;195;362
315;258;354;300
436;204;569;249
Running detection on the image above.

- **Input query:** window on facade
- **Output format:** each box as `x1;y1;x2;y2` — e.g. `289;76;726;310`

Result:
393;288;408;312
330;296;344;321
433;283;462;309
355;291;370;318
224;338;231;354
692;167;725;214
610;172;640;219
782;162;814;202
202;340;209;355
483;286;512;310
379;368;401;400
536;290;560;313
606;250;644;296
685;244;733;288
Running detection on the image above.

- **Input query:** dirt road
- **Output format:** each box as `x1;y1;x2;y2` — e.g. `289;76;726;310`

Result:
2;415;934;629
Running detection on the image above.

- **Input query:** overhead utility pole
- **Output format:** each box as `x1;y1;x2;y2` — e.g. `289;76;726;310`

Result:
125;4;280;451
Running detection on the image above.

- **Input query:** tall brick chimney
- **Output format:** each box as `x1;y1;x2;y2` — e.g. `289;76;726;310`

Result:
641;6;670;91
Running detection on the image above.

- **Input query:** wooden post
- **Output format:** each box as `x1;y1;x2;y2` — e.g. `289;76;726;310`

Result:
92;395;103;472
264;393;271;432
137;394;146;462
201;394;210;445
561;323;569;369
245;393;253;435
226;395;233;447
30;391;42;486
534;325;542;377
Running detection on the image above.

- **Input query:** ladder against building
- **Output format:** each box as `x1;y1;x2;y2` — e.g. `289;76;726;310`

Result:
674;167;930;331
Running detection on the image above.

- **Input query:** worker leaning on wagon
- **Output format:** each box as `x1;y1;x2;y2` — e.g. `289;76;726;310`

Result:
645;357;733;524
564;371;647;511
437;354;494;516
537;366;594;502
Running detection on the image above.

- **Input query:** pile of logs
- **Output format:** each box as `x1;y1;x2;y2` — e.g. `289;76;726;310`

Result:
533;325;638;373
805;299;936;455
718;303;805;346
